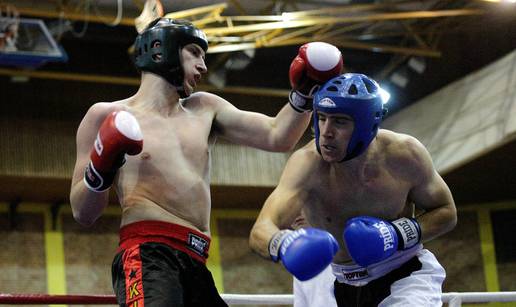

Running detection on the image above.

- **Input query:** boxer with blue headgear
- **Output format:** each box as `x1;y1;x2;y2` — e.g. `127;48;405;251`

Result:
250;72;456;307
134;18;208;98
313;73;387;161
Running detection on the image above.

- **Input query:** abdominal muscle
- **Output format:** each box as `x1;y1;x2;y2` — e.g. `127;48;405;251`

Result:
114;157;213;236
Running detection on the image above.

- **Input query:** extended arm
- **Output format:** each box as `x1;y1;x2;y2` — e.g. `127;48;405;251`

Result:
213;42;343;152
213;100;310;152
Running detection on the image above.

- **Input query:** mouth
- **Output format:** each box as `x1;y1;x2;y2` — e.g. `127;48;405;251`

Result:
321;144;337;151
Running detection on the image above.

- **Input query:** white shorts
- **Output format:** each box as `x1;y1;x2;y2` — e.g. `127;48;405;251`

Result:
293;265;338;307
293;248;445;307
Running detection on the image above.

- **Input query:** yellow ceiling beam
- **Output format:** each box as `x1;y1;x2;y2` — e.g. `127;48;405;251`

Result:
280;1;416;17
208;36;441;57
255;28;284;47
164;3;228;20
203;9;484;35
0;68;289;97
15;6;136;26
15;3;228;27
267;25;326;45
315;22;372;39
14;2;477;58
327;39;441;57
0;68;140;85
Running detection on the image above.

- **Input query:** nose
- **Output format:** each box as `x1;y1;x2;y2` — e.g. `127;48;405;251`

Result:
320;120;334;138
197;60;207;74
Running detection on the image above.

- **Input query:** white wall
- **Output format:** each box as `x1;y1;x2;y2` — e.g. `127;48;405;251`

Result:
383;49;516;173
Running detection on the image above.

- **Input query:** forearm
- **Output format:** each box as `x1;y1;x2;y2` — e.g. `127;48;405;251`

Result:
70;180;110;226
270;104;311;151
417;203;457;243
249;220;281;259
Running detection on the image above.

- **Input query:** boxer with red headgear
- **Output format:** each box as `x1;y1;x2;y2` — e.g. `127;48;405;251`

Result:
71;16;343;306
250;73;456;307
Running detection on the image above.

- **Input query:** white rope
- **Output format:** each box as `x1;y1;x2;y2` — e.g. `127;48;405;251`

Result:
222;294;293;305
442;292;516;303
220;292;516;305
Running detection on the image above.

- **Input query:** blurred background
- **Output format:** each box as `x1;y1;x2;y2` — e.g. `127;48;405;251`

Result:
0;0;516;306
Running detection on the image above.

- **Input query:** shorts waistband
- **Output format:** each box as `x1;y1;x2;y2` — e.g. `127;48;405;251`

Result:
332;244;423;286
118;220;211;264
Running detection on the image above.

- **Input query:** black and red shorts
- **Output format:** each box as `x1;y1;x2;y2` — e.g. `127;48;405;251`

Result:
111;221;227;307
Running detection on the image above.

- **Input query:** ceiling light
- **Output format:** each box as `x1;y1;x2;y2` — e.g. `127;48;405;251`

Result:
390;69;409;88
407;57;426;74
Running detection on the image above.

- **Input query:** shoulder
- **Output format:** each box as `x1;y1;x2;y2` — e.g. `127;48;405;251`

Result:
378;129;428;158
377;129;433;178
291;140;321;163
282;140;324;184
86;101;127;118
80;101;129;131
185;91;231;109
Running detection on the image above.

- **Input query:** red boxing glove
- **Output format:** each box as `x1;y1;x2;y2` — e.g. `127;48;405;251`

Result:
289;42;343;112
84;111;143;192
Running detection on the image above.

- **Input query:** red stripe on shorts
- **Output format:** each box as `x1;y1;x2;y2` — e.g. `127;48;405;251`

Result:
117;221;211;264
122;245;145;307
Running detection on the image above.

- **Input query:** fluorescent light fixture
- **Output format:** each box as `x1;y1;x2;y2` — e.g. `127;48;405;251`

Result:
390;70;409;88
407;57;426;74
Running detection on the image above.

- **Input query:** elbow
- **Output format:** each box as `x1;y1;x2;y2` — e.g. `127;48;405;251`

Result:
248;228;260;254
69;186;102;227
280;142;297;152
74;213;96;227
270;140;296;153
443;205;458;233
71;207;97;227
249;225;275;260
448;210;458;232
249;226;269;257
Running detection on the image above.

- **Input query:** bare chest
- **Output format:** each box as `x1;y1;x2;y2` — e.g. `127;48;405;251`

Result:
304;165;411;231
115;110;215;229
135;113;213;166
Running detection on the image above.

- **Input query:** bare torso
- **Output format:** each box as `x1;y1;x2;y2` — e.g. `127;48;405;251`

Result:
112;93;216;234
301;130;416;263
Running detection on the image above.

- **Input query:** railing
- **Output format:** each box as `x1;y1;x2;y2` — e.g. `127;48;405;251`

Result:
0;292;515;305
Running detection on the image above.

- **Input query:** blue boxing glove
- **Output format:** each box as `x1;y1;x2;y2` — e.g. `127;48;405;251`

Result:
344;216;421;267
269;228;339;281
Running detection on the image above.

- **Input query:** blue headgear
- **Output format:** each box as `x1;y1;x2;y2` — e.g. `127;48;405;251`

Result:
313;73;387;161
134;18;208;98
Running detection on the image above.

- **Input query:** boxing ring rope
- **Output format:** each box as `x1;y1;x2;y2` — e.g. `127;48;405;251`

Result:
1;292;516;305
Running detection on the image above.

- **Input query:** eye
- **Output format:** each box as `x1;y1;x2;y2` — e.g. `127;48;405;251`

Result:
335;118;352;125
191;48;201;57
